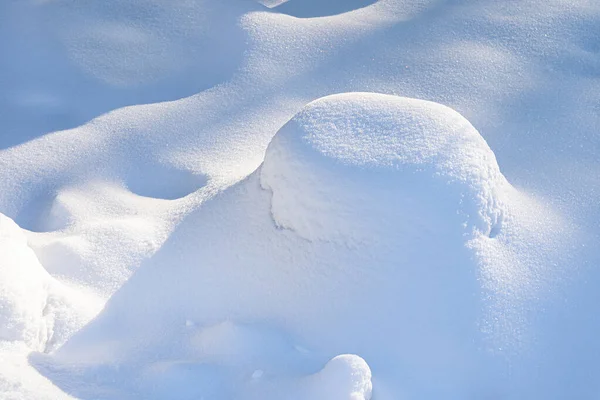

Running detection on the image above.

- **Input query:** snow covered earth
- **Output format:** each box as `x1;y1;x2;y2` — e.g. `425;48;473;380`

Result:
1;0;599;399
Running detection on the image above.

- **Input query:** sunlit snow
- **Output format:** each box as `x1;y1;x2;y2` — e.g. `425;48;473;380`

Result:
1;0;599;399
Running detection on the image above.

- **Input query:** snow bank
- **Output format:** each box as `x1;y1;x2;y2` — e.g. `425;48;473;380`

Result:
43;93;551;398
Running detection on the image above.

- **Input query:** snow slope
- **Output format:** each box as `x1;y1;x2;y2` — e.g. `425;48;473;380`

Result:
0;0;599;399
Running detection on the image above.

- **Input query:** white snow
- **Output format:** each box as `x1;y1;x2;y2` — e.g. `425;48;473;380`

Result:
0;0;598;399
261;93;507;242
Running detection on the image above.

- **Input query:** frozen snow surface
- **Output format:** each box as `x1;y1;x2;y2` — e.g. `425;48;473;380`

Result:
1;0;599;399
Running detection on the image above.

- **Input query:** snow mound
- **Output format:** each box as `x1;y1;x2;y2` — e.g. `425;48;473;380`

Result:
261;92;507;243
0;213;103;399
248;353;373;400
43;93;534;398
0;214;101;352
0;214;49;348
307;354;372;400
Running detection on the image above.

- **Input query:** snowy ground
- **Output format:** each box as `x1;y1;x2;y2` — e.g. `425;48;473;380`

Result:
1;0;599;399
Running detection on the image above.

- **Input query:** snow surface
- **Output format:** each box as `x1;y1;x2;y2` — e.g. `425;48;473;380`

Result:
0;0;599;399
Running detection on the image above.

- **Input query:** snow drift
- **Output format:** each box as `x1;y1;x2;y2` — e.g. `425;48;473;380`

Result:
0;213;101;400
261;93;506;242
1;0;598;398
31;93;568;399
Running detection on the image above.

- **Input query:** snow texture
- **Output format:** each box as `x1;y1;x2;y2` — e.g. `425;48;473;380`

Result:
261;93;506;242
0;0;598;399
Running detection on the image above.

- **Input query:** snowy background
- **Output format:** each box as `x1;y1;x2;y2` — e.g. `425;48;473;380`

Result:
1;0;599;399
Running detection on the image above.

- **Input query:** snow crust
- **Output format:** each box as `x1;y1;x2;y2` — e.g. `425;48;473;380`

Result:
0;0;598;398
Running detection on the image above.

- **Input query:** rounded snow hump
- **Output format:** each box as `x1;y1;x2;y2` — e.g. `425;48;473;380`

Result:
261;92;507;243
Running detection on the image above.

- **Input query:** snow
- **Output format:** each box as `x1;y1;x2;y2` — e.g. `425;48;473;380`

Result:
0;214;101;399
0;0;599;398
0;214;101;351
261;93;507;241
26;93;570;398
